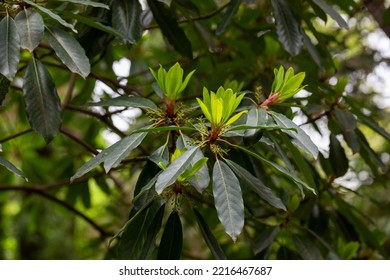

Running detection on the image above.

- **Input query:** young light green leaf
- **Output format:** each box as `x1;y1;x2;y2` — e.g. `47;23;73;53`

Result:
57;0;110;9
212;159;244;242
86;96;157;110
45;26;90;78
103;131;148;172
0;74;10;105
15;8;44;52
271;0;303;56
112;0;143;43
23;58;62;143
0;156;27;180
225;159;287;211
311;0;349;29
216;0;242;35
193;209;227;260
24;0;77;33
155;147;199;194
0;15;20;80
272;112;319;158
157;211;183;260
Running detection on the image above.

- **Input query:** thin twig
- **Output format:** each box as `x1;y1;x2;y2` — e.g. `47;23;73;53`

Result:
0;129;33;144
60;126;98;155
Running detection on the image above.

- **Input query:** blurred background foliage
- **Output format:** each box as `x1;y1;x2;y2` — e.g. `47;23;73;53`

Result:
0;0;389;259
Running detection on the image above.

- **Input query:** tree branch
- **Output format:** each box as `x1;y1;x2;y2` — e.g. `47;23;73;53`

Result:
0;129;33;144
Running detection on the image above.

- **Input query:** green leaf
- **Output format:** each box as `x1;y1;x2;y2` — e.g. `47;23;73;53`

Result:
333;108;359;153
0;74;10;106
272;112;319;158
86;96;157;110
225;159;286;211
103;131;148;172
112;0;143;43
15;8;44;52
0;15;20;80
329;134;349;178
24;0;78;33
244;107;268;137
271;0;303;56
157;211;183;260
356;129;386;175
231;144;315;195
293;235;323;259
193;209;227;260
212;159;244;242
253;226;280;255
0;156;27;180
45;26;90;78
147;0;193;58
117;201;161;259
139;203;165;259
216;0;242;35
56;0;110;9
23;58;62;143
311;0;349;29
155;147;199;194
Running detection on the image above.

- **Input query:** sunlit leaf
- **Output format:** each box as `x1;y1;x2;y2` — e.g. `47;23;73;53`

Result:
45;26;90;78
23;58;62;143
157;211;183;259
212;159;244;242
0;15;20;80
15;8;44;52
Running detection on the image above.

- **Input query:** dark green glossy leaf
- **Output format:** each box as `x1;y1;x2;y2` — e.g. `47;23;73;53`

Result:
356;129;386;175
194;208;227;260
293;235;323;259
333;108;359;153
0;74;10;105
212;159;244;242
117;201;161;259
57;0;110;9
112;0;143;43
139;203;165;259
231;144;315;195
45;26;90;78
24;0;77;33
253;226;280;255
86;96;157;110
225;159;286;211
272;112;319;158
147;0;193;58
0;156;26;180
0;15;20;80
352;110;390;142
302;31;323;69
216;0;242;35
311;0;349;29
244;107;268;137
15;8;44;52
23;58;62;143
157;211;183;260
271;0;303;56
155;146;198;194
329;134;349;178
149;145;170;167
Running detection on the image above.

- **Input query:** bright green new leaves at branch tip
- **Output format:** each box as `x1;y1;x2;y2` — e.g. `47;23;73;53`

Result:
149;62;195;101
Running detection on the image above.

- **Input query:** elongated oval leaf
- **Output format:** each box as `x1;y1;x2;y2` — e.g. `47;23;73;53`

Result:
311;0;349;29
271;0;303;56
15;8;44;52
157;211;183;260
155;146;198;194
244;107;268;137
0;15;20;80
147;0;193;58
329;134;349;178
0;74;10;106
24;0;77;33
57;0;110;9
225;159;286;211
46;26;90;78
103;131;148;172
23;58;62;143
0;156;26;180
212;160;244;242
272;112;319;158
194;209;227;260
112;0;143;43
293;235;323;259
86;96;157;110
216;0;242;35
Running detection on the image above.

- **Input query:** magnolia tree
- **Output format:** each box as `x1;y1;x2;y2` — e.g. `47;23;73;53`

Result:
0;0;389;260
